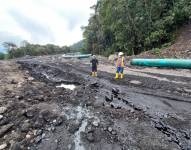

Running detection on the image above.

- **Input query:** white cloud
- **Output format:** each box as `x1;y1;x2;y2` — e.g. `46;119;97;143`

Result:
0;0;97;46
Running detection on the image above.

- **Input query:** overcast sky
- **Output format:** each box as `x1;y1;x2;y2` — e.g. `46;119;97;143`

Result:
0;0;97;47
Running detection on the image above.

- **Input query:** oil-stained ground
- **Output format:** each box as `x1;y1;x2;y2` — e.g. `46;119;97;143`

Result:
0;55;191;150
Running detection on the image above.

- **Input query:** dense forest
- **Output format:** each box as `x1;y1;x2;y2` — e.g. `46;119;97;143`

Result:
83;0;191;56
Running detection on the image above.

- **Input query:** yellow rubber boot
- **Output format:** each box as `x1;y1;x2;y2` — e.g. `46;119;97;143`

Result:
115;73;119;79
95;72;97;77
121;73;124;79
92;72;95;77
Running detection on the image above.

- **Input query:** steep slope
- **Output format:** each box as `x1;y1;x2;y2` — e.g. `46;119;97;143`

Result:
137;22;191;59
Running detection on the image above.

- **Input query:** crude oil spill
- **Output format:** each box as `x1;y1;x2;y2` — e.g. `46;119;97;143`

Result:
56;84;76;90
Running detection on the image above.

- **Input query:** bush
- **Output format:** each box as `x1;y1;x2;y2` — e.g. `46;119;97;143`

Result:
7;43;71;59
151;48;161;56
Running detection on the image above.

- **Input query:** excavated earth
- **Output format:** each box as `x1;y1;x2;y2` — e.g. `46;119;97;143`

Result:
0;55;191;150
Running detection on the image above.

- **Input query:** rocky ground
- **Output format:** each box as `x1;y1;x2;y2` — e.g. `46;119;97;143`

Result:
0;55;191;150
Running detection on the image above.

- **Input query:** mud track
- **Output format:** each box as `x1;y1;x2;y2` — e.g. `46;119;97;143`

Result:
0;56;191;150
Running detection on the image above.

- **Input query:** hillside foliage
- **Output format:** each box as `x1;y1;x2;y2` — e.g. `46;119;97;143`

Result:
83;0;191;56
70;40;85;52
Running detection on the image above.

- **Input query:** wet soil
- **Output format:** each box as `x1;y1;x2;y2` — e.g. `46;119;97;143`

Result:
0;56;191;150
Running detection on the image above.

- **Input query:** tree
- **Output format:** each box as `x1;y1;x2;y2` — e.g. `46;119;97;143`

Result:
4;41;71;59
3;42;18;58
3;42;17;51
0;52;5;60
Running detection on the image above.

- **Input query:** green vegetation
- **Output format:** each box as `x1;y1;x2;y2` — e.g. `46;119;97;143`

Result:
83;0;191;56
0;52;5;60
70;40;85;52
2;41;71;59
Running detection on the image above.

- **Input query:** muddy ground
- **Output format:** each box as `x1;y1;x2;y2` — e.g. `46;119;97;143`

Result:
0;55;191;150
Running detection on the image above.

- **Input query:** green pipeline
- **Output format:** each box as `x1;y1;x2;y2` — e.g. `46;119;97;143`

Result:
131;59;191;69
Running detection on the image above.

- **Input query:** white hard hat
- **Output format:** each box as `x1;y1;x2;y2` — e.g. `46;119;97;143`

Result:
118;52;124;56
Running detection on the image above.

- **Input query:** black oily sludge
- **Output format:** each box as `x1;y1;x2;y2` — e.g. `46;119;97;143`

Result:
17;60;83;85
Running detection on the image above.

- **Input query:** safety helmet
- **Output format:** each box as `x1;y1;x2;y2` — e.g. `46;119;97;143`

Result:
92;55;96;58
118;52;124;56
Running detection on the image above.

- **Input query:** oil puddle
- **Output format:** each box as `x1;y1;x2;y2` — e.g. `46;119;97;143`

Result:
56;84;76;90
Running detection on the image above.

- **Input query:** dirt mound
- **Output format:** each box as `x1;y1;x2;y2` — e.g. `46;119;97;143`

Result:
135;22;191;59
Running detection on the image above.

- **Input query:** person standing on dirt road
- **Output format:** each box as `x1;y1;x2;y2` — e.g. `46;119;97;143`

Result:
115;52;126;79
90;55;99;77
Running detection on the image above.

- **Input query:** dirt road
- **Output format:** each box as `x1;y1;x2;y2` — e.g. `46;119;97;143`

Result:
0;56;191;150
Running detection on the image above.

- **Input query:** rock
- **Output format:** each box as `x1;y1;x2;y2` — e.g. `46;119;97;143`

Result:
34;129;43;136
155;122;165;130
86;132;94;142
35;136;42;144
47;127;51;131
21;122;31;132
110;103;121;109
36;95;44;101
90;82;99;88
10;142;22;150
68;122;80;134
11;79;18;84
26;134;31;139
105;96;113;102
15;95;24;100
92;121;99;127
0;107;7;114
42;133;46;138
0;143;7;150
28;77;34;81
51;126;55;131
108;127;112;132
33;118;44;128
103;127;107;131
0;123;14;138
40;110;54;122
0;117;9;126
53;116;63;126
112;88;120;96
134;106;142;111
0;115;3;120
17;82;23;88
25;109;35;118
112;131;117;135
86;126;92;133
